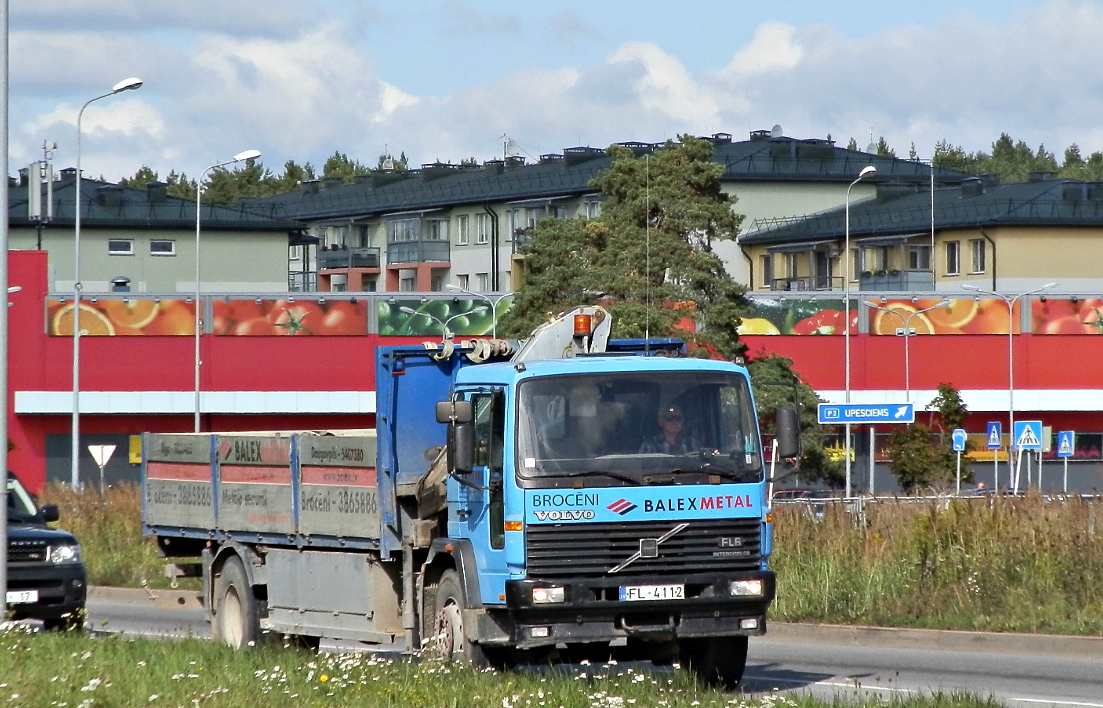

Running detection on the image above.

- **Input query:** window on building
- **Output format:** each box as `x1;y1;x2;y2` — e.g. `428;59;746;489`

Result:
945;241;960;275
456;215;470;245
475;213;490;245
387;218;419;243
850;247;861;280
356;224;371;247
457;274;470;290
508;210;521;235
970;238;985;273
149;239;175;256
907;244;931;270
475;272;489;291
585;200;601;219
784;253;798;278
400;276;416;291
760;255;774;289
108;239;134;256
426;218;449;241
289;245;303;260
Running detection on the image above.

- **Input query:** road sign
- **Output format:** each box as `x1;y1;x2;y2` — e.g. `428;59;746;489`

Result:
817;403;914;425
986;422;1003;450
951;428;967;452
1057;431;1075;459
1013;420;1043;451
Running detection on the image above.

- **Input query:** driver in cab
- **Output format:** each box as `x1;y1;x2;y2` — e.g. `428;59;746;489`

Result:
639;405;699;454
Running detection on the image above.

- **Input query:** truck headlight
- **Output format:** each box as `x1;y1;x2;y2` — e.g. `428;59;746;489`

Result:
531;586;565;604
48;544;83;565
729;579;763;597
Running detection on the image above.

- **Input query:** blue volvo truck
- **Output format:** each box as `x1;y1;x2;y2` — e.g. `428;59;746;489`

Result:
142;306;799;688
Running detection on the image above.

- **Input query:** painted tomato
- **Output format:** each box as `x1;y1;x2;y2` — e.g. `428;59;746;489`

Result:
233;317;276;336
316;302;368;335
791;309;846;335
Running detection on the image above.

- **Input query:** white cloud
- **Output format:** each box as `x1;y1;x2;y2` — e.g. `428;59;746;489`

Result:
721;22;804;77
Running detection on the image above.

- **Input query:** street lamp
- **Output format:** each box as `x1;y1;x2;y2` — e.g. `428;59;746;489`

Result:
194;149;261;432
444;284;511;338
962;282;1057;487
865;300;949;402
843;165;876;497
71;77;143;487
399;305;487;340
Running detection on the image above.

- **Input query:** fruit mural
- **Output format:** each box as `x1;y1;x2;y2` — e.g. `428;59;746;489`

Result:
377;298;507;337
211;299;368;336
739;297;1103;336
47;299;196;336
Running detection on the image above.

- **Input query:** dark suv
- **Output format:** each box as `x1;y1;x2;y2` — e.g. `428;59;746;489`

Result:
5;472;86;629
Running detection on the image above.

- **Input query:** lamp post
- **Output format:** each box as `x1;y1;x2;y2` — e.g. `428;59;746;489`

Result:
399;305;487;340
71;77;143;487
843;165;876;497
865;300;949;402
444;284;511;338
194;149;261;432
962;282;1057;487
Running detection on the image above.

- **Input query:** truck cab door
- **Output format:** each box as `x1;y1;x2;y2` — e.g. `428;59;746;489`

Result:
449;388;509;604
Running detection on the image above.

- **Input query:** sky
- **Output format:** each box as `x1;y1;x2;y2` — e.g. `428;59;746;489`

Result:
8;0;1101;184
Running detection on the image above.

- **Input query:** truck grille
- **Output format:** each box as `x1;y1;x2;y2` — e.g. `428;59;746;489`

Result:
526;518;761;579
8;539;48;563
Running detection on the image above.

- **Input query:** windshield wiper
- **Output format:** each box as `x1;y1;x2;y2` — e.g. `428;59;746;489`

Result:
562;469;642;486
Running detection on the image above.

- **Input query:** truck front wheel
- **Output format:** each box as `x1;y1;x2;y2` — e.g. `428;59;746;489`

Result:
211;556;260;649
679;635;748;689
425;569;502;667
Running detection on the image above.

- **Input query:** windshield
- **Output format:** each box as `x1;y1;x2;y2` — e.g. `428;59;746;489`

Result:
516;371;762;484
6;473;41;522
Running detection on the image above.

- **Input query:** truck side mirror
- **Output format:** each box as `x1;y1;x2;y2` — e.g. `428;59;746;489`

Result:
436;400;473;424
774;407;801;460
452;422;475;474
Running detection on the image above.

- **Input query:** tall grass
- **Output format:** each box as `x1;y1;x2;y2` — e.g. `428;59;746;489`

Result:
0;627;1005;707
771;493;1103;635
39;482;188;589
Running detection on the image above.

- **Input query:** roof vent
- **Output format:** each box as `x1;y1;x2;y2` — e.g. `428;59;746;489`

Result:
483;159;504;175
146;181;168;203
96;184;123;206
504;155;526;169
421;162;458;181
538;153;563;165
614;141;656;156
322;176;342;189
877;182;914;203
749;129;771;142
1062;182;1085;201
301;180;319;195
796;138;834;160
563;146;605;167
961;177;985;198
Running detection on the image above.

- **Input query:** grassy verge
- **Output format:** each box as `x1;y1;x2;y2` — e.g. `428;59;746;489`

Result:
770;493;1103;635
0;628;1002;707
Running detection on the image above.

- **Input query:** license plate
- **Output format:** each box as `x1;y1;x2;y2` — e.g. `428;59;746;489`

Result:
6;590;38;605
619;584;684;602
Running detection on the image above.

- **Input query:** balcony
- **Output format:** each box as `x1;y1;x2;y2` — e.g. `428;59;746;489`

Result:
318;247;380;270
857;269;935;291
386;240;450;266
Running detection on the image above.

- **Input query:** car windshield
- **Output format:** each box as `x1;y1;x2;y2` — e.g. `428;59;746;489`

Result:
6;473;41;522
515;370;762;483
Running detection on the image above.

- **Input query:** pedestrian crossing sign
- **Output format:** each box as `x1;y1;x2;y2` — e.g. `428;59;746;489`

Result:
1057;431;1075;459
986;422;1002;450
1013;420;1043;451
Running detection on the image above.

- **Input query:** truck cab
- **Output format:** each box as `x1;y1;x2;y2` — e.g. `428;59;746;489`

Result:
5;472;87;629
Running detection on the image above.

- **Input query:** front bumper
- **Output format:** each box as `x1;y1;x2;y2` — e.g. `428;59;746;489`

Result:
481;570;774;649
5;563;87;623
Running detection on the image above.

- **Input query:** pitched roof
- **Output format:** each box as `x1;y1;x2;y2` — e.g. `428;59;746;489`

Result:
739;177;1103;247
242;132;969;222
12;173;304;232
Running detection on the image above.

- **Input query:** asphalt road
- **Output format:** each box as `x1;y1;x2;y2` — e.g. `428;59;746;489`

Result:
87;587;1103;706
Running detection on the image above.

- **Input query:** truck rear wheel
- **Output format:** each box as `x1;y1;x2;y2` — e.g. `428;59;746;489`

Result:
679;635;748;689
211;556;260;649
425;569;503;667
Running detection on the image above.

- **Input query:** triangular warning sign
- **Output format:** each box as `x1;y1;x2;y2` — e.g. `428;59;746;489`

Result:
988;429;1001;447
1016;425;1040;448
